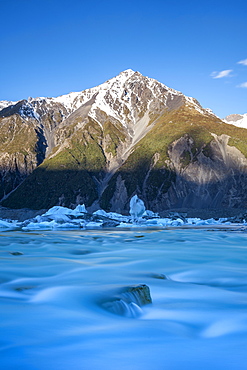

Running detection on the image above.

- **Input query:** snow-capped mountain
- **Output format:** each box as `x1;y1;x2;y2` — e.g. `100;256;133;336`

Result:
1;70;247;212
0;69;214;126
0;68;217;164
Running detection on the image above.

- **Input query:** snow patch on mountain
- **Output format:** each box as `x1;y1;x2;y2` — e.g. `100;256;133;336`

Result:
0;100;17;111
51;69;136;117
19;101;40;120
52;91;88;112
224;114;247;129
0;69;218;126
45;69;215;127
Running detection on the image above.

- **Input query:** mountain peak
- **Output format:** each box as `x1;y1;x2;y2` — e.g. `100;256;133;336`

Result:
119;69;136;77
0;69;212;123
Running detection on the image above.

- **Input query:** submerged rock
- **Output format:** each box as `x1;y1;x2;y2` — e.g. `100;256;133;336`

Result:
123;284;152;305
225;212;247;223
151;273;170;280
102;284;152;318
70;249;91;255
168;212;187;223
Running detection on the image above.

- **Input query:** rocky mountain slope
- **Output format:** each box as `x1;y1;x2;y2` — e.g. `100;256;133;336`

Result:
1;69;247;212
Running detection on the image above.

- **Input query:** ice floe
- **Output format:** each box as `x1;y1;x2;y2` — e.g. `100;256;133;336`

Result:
0;196;246;230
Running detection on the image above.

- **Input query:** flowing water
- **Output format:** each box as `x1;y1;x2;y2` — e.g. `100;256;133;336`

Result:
0;227;247;369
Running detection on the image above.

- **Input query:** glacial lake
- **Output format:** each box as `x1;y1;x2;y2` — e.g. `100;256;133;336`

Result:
0;227;247;370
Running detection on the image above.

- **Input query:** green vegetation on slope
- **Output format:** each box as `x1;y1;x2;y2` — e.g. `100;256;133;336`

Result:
103;119;126;156
3;118;107;209
3;105;247;211
100;106;247;210
0;115;37;154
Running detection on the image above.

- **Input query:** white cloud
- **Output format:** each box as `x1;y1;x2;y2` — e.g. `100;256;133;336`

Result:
237;82;247;88
238;59;247;66
211;70;233;79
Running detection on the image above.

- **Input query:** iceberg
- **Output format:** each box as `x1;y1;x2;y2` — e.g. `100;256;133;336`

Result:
129;195;146;219
0;218;19;229
0;198;246;230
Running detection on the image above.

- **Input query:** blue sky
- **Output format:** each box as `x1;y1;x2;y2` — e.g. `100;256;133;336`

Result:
0;0;246;117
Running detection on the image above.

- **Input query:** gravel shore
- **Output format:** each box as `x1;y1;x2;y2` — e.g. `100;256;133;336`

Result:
159;208;247;220
0;207;47;222
0;206;247;222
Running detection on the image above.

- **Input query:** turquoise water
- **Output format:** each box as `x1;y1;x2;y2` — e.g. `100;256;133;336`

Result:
0;228;247;369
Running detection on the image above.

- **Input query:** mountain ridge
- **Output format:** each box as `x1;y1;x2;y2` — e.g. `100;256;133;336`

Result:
1;70;247;212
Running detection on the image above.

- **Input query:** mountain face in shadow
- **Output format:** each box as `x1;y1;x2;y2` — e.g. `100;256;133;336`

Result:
1;69;247;212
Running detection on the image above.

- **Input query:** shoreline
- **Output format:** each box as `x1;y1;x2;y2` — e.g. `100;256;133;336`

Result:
0;206;246;222
159;208;247;220
0;207;46;222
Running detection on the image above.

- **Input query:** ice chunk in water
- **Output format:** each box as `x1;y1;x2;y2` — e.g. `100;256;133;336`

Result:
129;195;146;219
74;204;87;214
